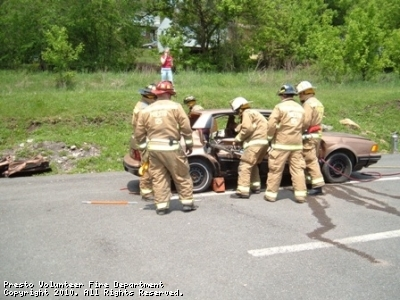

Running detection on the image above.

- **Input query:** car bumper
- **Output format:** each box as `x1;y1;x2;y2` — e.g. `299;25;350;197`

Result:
354;154;382;171
123;154;140;176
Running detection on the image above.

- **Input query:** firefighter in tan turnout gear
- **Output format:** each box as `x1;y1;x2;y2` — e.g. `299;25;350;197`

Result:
134;81;196;215
230;97;270;198
264;84;308;203
183;96;204;115
132;83;157;201
296;81;325;196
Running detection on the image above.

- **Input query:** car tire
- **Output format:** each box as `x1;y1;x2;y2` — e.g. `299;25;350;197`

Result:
321;152;352;183
189;158;213;193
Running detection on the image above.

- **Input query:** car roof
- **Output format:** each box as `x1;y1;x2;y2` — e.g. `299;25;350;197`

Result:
191;108;272;129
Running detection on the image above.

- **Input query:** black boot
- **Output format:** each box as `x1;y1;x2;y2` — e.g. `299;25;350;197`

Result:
182;205;198;212
307;187;323;196
156;208;169;215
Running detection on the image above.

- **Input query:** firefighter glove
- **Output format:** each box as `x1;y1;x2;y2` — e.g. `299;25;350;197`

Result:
138;161;149;176
185;145;193;155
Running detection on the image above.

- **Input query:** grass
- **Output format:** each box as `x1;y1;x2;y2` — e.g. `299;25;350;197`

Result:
1;69;399;175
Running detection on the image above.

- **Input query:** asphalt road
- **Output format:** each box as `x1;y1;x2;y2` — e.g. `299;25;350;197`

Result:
1;154;400;300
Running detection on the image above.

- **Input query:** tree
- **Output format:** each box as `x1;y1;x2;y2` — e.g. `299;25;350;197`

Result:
0;0;58;69
65;0;143;71
0;0;143;71
382;29;400;75
142;0;244;70
308;18;347;82
241;0;331;70
341;1;386;80
42;25;83;88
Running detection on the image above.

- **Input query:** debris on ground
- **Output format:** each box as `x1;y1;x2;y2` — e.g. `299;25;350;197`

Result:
340;118;360;130
1;140;101;176
0;155;51;177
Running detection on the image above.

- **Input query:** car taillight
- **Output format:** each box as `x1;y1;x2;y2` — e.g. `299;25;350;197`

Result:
132;149;141;161
371;144;379;153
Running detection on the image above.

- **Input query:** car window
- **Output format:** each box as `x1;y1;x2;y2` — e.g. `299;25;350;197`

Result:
209;114;241;139
191;112;212;129
224;115;240;138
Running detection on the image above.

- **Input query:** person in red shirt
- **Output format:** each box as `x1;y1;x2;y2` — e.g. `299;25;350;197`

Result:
160;47;174;83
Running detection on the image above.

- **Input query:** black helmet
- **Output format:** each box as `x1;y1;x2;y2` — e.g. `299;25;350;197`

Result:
183;95;196;104
277;84;297;96
138;83;157;96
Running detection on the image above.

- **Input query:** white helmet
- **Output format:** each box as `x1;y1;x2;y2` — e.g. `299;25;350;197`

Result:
296;81;316;94
230;97;249;111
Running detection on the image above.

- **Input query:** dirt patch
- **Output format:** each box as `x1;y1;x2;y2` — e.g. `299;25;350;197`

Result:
1;140;101;174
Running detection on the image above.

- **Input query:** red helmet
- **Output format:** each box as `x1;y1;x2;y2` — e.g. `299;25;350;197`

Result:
152;81;176;96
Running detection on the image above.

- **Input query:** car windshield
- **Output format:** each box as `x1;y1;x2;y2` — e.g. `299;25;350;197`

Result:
191;110;229;130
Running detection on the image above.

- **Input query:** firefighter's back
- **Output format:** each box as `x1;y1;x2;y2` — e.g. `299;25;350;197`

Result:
274;100;304;148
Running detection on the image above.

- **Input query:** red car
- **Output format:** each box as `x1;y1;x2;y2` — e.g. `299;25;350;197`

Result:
123;109;381;193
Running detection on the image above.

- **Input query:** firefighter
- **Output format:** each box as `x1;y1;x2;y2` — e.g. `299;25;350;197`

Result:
132;83;157;201
230;97;270;198
296;81;325;195
134;81;196;215
183;96;204;115
264;84;308;203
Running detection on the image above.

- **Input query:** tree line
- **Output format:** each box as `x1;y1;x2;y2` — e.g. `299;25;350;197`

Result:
1;0;399;81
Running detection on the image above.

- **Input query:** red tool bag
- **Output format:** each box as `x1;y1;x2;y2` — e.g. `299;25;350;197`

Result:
212;177;225;193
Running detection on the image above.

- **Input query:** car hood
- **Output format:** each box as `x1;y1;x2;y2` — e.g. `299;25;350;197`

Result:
322;131;373;141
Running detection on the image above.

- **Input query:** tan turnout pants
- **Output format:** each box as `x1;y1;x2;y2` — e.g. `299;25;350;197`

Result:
237;145;270;194
303;139;325;188
148;149;194;210
139;171;152;196
265;149;307;201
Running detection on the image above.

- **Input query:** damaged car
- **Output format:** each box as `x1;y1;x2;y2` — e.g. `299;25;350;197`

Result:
123;109;381;193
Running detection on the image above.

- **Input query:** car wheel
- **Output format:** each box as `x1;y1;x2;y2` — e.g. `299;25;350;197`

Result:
321;152;352;183
189;158;213;193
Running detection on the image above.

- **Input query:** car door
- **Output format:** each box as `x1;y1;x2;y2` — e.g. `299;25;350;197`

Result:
208;114;241;177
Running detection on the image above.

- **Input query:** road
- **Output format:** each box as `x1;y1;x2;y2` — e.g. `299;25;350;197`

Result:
1;154;400;299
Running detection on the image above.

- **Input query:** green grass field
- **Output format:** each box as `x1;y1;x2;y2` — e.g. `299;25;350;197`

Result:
1;70;399;174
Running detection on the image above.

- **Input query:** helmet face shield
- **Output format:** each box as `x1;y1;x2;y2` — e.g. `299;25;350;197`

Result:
143;93;157;100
